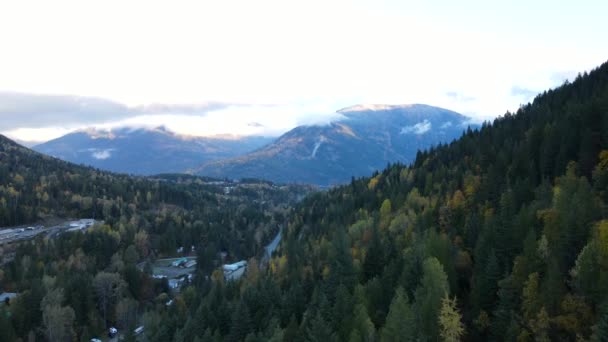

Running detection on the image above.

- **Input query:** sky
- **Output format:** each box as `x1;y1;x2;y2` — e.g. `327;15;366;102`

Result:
1;0;607;144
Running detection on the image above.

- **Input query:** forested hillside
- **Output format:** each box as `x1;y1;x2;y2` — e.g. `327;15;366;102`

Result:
2;59;608;342
129;62;607;341
0;139;313;341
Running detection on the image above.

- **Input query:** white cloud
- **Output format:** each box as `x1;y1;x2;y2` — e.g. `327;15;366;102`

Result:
0;92;236;132
91;149;113;160
0;1;607;142
401;120;432;135
1;101;346;142
93;103;343;137
3;126;75;143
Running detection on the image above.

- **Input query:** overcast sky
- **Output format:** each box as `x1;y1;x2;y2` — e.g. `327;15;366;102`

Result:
1;0;607;143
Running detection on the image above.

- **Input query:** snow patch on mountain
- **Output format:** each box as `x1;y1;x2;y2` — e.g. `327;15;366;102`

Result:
90;148;114;160
401;120;432;135
440;121;453;129
80;128;117;140
311;141;322;158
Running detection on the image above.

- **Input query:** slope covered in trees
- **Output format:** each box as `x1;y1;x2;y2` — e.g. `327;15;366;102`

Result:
0;139;313;341
134;61;608;341
2;59;608;342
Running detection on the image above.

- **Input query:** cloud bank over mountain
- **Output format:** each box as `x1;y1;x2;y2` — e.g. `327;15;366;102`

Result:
0;92;345;143
0;91;234;130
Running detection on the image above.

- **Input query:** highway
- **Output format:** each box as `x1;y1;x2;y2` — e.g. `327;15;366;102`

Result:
0;219;99;245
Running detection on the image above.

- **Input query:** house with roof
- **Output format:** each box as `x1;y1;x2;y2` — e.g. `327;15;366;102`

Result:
223;260;247;281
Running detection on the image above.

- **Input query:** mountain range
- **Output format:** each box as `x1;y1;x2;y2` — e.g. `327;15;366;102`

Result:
2;60;608;341
32;104;476;184
192;104;476;185
33;127;273;175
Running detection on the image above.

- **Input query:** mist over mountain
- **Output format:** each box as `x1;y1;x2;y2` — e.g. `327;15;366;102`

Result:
3;57;608;342
192;104;477;185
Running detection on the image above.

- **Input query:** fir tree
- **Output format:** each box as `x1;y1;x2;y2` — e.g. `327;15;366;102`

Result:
381;287;415;342
415;257;449;341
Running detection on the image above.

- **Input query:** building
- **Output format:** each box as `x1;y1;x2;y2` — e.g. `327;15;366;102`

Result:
67;219;96;232
223;260;247;272
223;260;247;281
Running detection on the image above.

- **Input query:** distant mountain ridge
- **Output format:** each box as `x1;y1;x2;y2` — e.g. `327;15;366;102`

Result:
192;104;478;185
33;126;274;175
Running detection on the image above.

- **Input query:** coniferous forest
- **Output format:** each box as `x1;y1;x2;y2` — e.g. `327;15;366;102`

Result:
2;60;608;341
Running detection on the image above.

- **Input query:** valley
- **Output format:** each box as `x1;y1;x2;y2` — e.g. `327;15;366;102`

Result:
1;61;608;341
2;1;607;341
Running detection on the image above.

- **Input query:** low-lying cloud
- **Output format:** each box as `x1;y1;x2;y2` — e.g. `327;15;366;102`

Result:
401;120;432;135
0;91;235;132
90;148;114;160
0;92;129;131
510;86;538;99
445;91;476;102
0;91;346;143
550;70;579;85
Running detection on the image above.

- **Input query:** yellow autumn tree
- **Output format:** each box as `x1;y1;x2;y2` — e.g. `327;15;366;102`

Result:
438;295;464;342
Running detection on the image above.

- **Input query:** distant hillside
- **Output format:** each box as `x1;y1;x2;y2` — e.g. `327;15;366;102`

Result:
156;61;608;342
33;126;273;175
0;132;316;340
192;104;477;185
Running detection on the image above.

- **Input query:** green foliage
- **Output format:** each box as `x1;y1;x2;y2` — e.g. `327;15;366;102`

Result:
0;136;310;340
522;272;541;321
304;311;337;342
415;257;449;341
3;60;608;341
593;304;608;342
380;287;415;342
350;302;375;342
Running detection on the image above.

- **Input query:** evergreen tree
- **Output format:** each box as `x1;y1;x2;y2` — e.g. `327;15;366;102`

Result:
363;227;384;282
522;273;541;322
0;307;16;342
332;284;354;341
228;301;253;342
305;311;337;342
283;316;299;342
415;257;449;341
381;287;415;342
399;246;425;299
325;227;357;299
477;249;501;312
350;303;375;342
593;305;608;342
490;275;518;341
